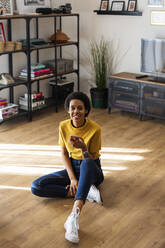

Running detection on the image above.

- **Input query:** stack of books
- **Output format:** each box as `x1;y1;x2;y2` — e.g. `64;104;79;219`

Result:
0;104;18;121
19;92;45;111
0;98;7;108
18;63;53;79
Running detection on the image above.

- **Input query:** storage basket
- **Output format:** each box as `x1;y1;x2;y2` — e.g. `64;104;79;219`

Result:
0;41;5;53
5;41;15;52
15;41;22;50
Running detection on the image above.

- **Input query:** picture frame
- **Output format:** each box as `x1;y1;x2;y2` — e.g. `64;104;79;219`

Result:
127;0;137;11
151;10;165;25
16;0;50;14
0;22;6;41
100;0;109;11
0;0;13;15
111;1;125;11
148;0;164;7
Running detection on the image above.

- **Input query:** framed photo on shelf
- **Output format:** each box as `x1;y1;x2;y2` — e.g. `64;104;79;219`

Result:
0;22;6;41
16;0;50;14
0;0;13;15
148;0;164;7
127;0;137;11
111;1;125;11
100;0;109;11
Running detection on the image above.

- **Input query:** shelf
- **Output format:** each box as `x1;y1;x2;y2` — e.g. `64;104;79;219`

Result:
0;110;28;124
94;10;142;16
0;80;27;90
0;13;79;20
29;41;78;51
0;41;78;56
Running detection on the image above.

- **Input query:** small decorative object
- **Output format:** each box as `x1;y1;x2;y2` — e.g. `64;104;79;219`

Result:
111;1;125;11
100;0;109;11
16;0;50;14
127;0;137;11
0;22;6;41
0;0;13;15
50;29;70;43
148;0;164;7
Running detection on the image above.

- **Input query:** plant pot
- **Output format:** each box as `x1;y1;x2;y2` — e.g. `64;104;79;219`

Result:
90;88;108;109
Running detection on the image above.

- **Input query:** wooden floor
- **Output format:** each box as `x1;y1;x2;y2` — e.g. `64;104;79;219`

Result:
0;107;165;248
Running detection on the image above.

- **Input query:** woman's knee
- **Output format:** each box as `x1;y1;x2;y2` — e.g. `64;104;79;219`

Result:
31;180;43;197
81;158;96;172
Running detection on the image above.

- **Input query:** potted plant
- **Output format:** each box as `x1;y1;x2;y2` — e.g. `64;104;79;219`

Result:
90;38;112;108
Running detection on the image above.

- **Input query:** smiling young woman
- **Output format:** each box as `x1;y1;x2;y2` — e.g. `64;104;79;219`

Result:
31;92;104;244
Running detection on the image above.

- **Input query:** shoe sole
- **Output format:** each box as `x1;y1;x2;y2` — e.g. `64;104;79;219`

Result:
98;192;103;205
65;232;79;243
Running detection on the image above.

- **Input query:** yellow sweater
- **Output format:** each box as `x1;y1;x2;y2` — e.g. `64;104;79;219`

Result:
59;118;101;160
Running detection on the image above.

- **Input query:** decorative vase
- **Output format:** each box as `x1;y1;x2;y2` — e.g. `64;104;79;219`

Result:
50;29;70;43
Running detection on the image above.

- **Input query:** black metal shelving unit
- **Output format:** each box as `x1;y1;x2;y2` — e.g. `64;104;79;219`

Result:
0;13;80;123
94;10;142;16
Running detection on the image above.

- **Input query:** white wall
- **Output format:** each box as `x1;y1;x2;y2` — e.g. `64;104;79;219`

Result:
66;0;165;93
1;0;165;100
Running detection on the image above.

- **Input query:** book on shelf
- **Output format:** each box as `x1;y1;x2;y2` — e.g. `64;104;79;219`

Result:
0;98;7;107
25;63;46;71
0;104;19;120
24;92;43;99
19;68;52;78
19;92;45;111
19;96;44;104
19;101;45;111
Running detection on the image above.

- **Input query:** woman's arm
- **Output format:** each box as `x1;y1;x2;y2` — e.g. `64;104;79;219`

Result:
61;146;78;196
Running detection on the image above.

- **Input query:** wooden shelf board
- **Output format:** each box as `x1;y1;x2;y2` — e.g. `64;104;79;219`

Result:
94;10;142;16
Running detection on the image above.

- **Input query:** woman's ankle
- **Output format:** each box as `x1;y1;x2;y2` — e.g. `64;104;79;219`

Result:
73;199;84;213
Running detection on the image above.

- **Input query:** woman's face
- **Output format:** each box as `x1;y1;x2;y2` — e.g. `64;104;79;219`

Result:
68;99;88;127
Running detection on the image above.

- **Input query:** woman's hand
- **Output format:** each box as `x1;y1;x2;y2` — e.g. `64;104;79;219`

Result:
66;178;78;197
69;135;87;151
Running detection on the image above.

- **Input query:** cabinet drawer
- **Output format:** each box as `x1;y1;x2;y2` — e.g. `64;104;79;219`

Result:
111;92;139;112
142;84;165;100
142;99;165;118
109;79;139;95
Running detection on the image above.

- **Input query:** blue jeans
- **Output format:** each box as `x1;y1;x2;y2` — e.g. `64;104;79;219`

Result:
31;158;104;202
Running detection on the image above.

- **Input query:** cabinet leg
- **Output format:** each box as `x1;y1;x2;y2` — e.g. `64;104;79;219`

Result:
28;112;32;122
108;107;111;114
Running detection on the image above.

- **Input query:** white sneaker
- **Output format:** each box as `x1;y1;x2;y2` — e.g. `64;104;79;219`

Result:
64;207;80;243
87;185;103;205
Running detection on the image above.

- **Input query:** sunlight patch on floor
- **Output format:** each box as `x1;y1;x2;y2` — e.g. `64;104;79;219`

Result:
0;165;64;175
0;144;150;161
0;150;61;157
0;185;31;191
0;143;151;176
0;164;127;175
101;147;151;153
101;153;143;161
0;144;61;151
